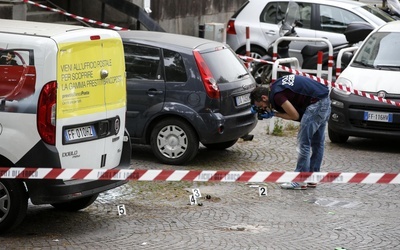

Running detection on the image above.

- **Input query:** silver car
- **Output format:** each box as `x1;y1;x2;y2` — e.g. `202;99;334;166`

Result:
226;0;394;63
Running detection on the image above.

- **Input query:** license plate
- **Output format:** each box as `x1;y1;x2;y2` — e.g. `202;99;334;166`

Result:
64;125;96;142
236;93;250;106
364;111;393;123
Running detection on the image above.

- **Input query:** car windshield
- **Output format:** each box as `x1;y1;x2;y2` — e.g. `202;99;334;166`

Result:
200;47;249;83
352;31;400;70
358;5;396;24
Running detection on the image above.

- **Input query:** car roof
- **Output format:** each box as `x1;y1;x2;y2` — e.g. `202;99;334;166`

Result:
248;0;367;8
118;30;222;50
0;19;89;37
376;20;400;32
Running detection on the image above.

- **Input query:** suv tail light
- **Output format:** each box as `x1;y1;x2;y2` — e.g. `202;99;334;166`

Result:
193;50;220;99
226;20;236;35
37;81;57;145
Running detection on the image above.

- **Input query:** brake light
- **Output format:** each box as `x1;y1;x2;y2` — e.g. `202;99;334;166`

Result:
226;20;236;35
193;50;220;99
37;81;57;145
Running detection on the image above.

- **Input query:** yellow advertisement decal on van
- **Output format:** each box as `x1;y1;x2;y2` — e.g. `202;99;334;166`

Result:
57;38;126;119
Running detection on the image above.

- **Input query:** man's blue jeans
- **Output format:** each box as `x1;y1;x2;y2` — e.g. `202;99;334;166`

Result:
295;97;331;173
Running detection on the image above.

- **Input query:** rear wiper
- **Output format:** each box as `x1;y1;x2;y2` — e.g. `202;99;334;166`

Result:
237;72;249;79
352;60;376;69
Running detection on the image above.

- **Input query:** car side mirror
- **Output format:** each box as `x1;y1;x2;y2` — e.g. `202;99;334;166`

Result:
341;51;354;66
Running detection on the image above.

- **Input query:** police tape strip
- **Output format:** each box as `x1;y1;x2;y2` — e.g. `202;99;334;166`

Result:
23;0;129;31
0;167;399;184
239;55;400;108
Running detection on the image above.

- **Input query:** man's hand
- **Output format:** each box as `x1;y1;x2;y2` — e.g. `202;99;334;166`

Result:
258;110;274;120
250;105;259;114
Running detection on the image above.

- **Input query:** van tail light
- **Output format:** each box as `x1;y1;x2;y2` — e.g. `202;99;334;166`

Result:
193;50;220;99
37;81;57;145
226;20;237;35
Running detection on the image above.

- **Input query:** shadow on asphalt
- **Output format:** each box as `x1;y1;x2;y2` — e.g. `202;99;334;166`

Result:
2;205;91;237
130;144;240;167
328;137;400;154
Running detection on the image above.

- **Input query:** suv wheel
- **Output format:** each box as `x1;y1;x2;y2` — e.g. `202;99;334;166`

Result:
203;139;238;150
151;118;199;165
237;46;266;61
0;180;28;234
237;47;266;79
51;194;99;211
328;127;349;143
252;62;273;86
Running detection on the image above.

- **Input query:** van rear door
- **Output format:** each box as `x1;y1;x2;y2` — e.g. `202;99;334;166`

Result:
56;30;126;169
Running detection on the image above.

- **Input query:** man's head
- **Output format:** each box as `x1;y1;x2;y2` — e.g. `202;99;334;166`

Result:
250;86;271;110
6;52;15;62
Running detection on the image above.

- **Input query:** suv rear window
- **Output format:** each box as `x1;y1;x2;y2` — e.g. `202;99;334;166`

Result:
361;5;396;23
163;49;187;82
232;1;250;18
200;47;248;83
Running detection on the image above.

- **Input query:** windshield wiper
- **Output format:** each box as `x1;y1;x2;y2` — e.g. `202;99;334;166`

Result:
237;72;249;79
352;60;376;69
376;64;400;70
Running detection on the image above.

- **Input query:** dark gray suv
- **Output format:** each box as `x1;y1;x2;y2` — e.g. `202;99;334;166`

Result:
118;31;258;165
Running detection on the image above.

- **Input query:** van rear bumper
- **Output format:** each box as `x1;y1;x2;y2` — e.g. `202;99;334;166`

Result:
27;178;129;205
26;130;132;205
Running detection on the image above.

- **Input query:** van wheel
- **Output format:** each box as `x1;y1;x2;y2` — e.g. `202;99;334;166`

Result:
328;127;349;143
51;194;99;212
150;118;199;165
203;139;238;150
0;180;28;234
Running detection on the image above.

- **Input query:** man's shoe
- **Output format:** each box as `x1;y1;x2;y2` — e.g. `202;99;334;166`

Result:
280;182;307;190
307;182;317;188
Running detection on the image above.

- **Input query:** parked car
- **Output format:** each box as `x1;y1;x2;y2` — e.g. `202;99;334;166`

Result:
226;0;395;65
118;31;258;165
329;20;400;143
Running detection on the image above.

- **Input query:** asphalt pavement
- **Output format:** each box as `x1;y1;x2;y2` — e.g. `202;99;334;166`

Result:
1;120;400;249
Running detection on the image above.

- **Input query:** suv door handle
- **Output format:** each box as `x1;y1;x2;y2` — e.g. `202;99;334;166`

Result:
147;89;163;95
265;30;276;35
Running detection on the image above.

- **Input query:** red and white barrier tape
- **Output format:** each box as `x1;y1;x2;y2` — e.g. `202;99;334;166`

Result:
23;0;129;31
239;55;400;108
1;167;399;184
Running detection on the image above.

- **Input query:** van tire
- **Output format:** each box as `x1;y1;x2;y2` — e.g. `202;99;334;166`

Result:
0;180;28;234
328;127;349;143
51;194;99;212
203;139;238;150
150;118;199;165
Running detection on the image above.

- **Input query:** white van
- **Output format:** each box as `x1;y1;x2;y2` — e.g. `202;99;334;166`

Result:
0;19;131;233
329;21;400;143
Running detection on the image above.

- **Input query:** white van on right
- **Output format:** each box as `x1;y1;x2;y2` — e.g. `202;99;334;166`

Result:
329;21;400;143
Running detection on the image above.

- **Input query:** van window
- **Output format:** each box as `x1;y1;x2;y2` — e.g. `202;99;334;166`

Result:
124;44;163;80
